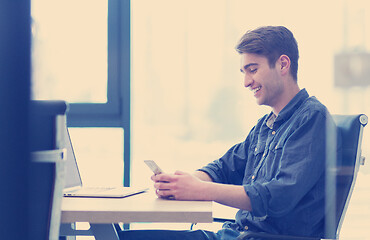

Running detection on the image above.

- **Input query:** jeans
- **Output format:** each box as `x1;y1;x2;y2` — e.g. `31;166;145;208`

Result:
118;227;241;240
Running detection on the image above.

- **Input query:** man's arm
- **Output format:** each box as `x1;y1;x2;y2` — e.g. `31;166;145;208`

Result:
204;180;252;211
152;171;252;211
193;170;213;182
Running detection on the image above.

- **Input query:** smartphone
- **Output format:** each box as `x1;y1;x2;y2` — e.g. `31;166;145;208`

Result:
144;160;174;199
144;160;163;175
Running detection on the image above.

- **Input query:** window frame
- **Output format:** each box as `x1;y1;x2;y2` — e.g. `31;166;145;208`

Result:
67;0;131;187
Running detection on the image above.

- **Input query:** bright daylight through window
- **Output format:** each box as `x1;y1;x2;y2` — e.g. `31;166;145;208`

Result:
31;0;108;103
130;0;370;237
31;0;370;239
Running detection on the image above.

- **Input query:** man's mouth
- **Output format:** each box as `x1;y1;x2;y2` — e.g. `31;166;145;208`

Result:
253;87;261;95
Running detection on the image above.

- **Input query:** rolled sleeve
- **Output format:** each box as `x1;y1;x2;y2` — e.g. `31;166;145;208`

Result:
244;184;269;220
198;137;252;185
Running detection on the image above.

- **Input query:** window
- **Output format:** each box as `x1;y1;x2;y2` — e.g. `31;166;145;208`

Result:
31;0;370;237
131;0;370;236
68;128;124;186
31;0;131;187
31;0;108;103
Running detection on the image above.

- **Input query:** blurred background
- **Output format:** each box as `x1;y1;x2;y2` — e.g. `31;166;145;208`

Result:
31;0;370;239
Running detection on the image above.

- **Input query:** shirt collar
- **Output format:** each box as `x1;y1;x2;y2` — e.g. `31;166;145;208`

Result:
266;112;277;129
267;88;309;128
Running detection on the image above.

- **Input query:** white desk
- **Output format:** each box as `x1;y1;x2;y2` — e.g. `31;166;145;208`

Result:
60;190;213;240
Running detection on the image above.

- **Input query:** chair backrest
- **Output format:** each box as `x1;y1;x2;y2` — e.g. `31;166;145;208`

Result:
327;114;367;239
29;100;68;240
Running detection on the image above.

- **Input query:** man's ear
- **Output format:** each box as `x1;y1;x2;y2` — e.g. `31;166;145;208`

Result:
278;55;291;76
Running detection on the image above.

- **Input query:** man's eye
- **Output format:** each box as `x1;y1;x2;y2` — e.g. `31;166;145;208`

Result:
249;68;257;73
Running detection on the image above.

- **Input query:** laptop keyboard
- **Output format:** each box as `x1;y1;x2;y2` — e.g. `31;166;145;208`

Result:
74;187;116;194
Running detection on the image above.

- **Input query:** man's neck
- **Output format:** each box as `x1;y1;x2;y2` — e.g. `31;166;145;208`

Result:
272;83;300;115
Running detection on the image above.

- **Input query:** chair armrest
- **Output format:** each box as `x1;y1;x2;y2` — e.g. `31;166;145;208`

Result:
237;231;321;240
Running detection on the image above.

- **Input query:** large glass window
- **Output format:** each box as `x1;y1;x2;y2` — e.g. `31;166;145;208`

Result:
31;0;370;238
31;0;131;195
31;0;108;103
68;128;124;186
131;0;370;236
31;0;128;121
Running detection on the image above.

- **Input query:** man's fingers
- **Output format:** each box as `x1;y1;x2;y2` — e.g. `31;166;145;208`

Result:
154;181;173;190
156;188;175;198
174;170;186;175
154;173;177;182
150;174;156;181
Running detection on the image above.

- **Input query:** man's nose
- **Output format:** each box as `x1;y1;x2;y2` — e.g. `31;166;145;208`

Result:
244;75;253;88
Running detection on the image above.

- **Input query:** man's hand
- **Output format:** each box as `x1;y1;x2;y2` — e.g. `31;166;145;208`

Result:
151;171;210;201
151;170;252;211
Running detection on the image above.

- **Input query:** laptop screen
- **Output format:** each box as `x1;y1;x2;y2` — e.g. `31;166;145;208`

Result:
63;126;83;189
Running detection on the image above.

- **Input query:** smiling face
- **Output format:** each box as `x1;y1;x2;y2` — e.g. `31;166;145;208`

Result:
240;53;286;112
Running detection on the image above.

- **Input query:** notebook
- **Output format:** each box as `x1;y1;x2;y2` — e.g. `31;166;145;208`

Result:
63;126;148;198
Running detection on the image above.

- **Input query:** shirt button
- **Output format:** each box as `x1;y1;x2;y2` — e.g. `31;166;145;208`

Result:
255;147;258;152
271;131;276;135
244;226;249;230
251;175;255;180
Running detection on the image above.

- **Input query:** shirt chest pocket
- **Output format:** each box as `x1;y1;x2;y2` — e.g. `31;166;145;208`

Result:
269;140;284;156
243;144;265;183
255;140;284;180
252;143;266;167
265;141;284;176
253;143;265;156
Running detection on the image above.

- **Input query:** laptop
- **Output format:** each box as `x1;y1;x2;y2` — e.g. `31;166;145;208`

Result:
63;126;148;198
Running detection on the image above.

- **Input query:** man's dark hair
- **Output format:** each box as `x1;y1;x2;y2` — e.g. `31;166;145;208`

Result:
235;26;299;81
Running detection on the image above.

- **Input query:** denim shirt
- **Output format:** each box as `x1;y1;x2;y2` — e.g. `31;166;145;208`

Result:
200;89;338;238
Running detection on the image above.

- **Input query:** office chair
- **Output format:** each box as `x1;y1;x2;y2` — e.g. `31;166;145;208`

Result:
234;114;368;240
29;100;68;240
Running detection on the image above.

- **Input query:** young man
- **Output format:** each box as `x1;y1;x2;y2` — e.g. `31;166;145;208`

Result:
119;26;336;240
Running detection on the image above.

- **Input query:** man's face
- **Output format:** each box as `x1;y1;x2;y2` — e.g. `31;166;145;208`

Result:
240;53;284;109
